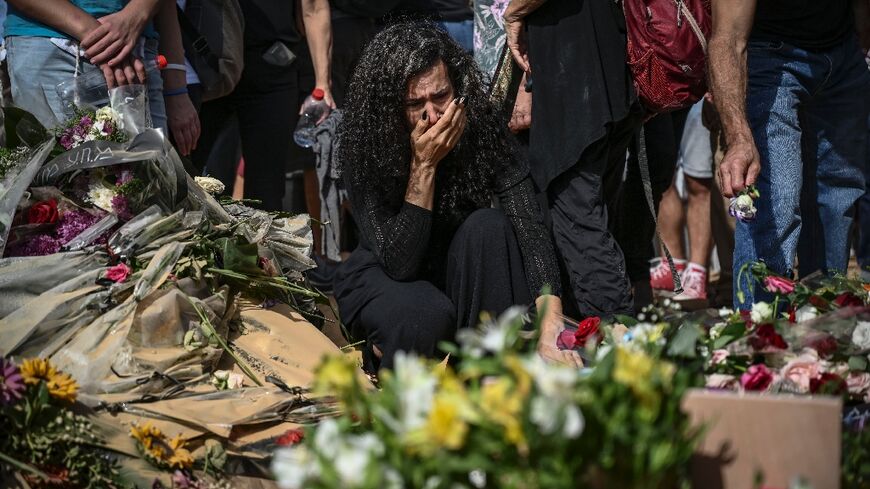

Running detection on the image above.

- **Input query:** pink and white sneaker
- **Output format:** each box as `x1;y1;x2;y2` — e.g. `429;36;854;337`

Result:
649;257;687;291
673;262;708;301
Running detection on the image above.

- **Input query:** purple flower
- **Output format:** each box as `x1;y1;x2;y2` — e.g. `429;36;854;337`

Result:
55;209;103;244
1;357;25;405
116;169;135;186
6;234;62;257
111;194;133;220
59;132;74;150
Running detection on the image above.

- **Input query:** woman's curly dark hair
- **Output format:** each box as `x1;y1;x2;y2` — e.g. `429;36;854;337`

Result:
338;21;518;227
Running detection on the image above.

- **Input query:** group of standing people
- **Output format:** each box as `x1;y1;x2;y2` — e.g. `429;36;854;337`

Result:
2;0;869;369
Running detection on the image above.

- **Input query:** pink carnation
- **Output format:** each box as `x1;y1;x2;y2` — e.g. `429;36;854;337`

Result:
105;262;132;283
780;351;821;393
763;276;795;295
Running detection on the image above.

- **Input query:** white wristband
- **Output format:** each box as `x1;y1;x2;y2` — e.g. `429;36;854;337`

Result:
163;63;187;72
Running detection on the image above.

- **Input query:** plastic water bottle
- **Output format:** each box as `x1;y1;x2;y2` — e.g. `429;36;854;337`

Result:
293;88;330;148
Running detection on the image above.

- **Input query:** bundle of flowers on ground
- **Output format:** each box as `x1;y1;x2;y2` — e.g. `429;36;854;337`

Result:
0;97;323;483
272;307;700;489
0;356;128;487
557;260;870;486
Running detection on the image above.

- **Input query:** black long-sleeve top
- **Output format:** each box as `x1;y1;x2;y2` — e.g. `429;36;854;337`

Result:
346;163;562;298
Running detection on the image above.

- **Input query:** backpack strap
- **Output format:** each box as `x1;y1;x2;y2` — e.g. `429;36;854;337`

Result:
638;127;684;294
176;3;221;73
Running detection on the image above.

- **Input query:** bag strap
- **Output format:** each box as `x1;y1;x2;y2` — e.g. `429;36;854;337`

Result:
176;4;221;72
638;127;683;294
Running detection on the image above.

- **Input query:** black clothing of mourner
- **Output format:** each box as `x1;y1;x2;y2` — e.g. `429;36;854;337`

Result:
392;0;473;21
192;1;302;211
527;0;641;318
750;0;853;50
335;160;561;371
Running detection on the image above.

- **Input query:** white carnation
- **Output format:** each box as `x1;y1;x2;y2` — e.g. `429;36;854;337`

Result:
853;321;870;350
195;176;226;195
87;184;116;212
751;301;773;323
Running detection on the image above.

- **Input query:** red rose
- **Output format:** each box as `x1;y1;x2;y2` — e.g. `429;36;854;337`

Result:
750;323;788;350
809;373;847;395
557;329;577;350
740;364;773;391
834;293;863;308
808;295;830;311
105;263;132;283
787;306;796;324
806;334;838;358
275;428;304;446
574;316;601;347
763;276;795;295
27;199;59;225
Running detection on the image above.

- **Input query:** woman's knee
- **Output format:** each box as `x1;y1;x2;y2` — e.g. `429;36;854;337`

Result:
457;208;511;239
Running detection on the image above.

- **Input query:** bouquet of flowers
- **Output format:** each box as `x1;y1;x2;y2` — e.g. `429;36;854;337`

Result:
56;106;127;151
0;356;129;488
272;307;699;489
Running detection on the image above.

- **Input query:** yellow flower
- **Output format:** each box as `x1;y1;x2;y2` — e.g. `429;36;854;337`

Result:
167;435;194;469
425;395;468;450
612;347;676;420
130;422;193;470
314;355;356;395
481;378;526;450
46;371;78;403
20;358;57;385
479;356;531;453
613;347;655;390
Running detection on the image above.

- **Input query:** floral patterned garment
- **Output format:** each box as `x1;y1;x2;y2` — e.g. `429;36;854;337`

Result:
473;0;510;82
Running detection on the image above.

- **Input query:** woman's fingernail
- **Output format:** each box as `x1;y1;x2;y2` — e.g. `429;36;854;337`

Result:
453;97;459;105
459;96;466;105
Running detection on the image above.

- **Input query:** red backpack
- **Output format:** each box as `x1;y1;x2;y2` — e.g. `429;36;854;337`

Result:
624;0;712;113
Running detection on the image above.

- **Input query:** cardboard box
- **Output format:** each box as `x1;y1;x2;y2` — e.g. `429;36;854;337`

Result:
683;390;842;489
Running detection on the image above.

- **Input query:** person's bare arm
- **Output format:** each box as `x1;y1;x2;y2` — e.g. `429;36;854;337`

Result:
503;0;547;72
7;0;99;40
300;0;334;108
155;0;200;155
8;0;145;87
81;0;161;66
708;0;759;198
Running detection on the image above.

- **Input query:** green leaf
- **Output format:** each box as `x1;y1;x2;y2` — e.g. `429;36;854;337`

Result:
215;236;262;276
667;324;701;358
848;355;869;372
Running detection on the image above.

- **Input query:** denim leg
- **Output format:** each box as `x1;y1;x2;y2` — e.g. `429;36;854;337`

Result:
5;36;102;128
734;42;809;308
796;36;870;277
144;39;167;133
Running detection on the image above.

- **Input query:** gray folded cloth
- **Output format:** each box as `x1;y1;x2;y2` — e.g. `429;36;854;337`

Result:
312;109;346;261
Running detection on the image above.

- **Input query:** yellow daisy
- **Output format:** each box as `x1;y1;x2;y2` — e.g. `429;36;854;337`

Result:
46;371;78;403
167;435;194;469
20;358;57;385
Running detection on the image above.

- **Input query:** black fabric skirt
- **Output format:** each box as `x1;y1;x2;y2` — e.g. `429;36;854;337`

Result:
333;208;532;370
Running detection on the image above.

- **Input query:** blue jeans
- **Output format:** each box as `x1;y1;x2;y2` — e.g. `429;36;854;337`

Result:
5;36;166;132
734;35;870;308
438;20;474;53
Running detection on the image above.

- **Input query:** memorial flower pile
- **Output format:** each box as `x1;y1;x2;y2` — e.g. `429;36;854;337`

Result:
273;308;699;489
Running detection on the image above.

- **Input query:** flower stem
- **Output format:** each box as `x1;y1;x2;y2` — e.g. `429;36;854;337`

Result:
0;451;49;480
188;299;263;387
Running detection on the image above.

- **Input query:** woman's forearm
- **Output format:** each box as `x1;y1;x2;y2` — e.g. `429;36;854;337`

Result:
404;163;436;210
